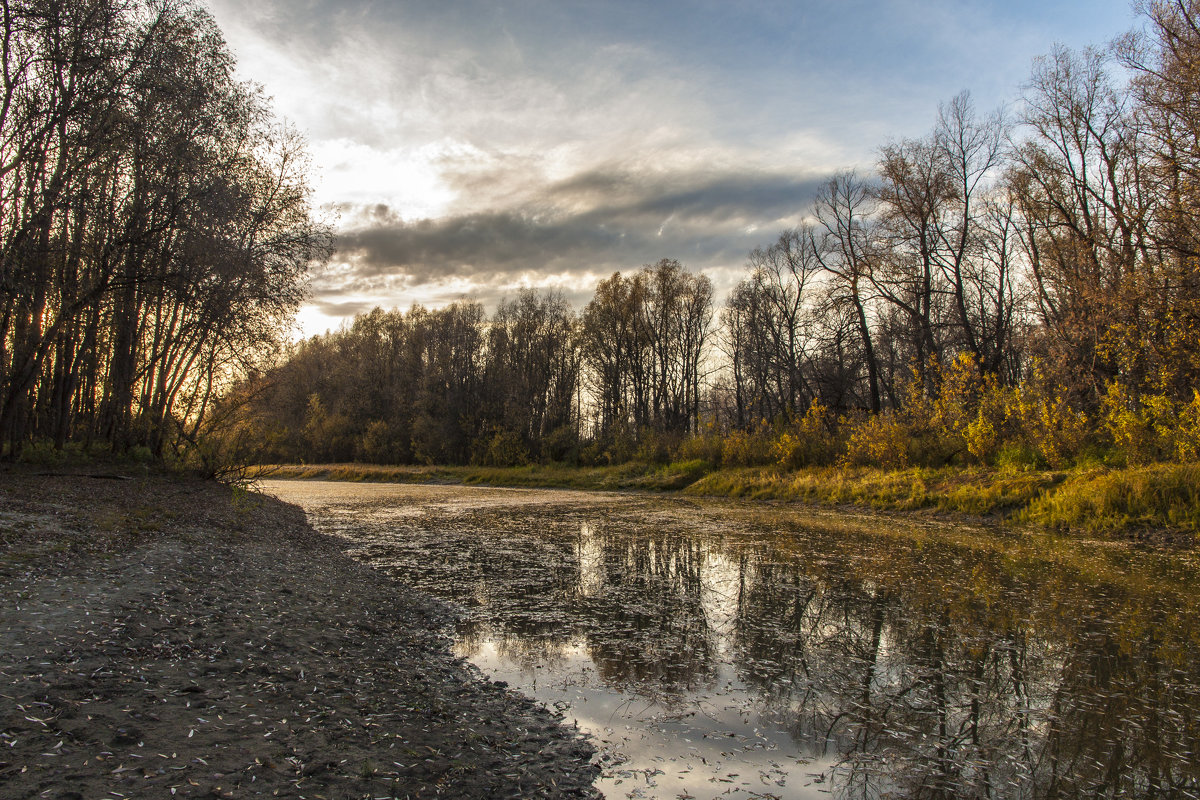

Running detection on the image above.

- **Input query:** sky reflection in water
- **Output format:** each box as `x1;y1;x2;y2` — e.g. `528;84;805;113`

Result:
263;480;1200;800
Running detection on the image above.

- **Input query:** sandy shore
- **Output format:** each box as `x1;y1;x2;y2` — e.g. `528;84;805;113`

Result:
0;469;599;799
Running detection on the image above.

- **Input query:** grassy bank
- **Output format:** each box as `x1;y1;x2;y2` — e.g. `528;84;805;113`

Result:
248;461;703;491
250;461;1200;541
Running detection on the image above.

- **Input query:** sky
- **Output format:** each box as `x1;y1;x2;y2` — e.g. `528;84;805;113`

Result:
204;0;1139;338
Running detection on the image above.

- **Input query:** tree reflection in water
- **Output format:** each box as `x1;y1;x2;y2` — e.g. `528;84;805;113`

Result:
281;483;1200;800
726;525;1200;799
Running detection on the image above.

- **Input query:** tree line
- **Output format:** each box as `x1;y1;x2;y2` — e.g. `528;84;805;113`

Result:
11;1;1200;472
0;0;330;465
228;2;1200;471
226;259;713;466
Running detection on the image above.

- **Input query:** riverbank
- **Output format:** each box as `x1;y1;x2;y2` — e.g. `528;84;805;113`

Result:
251;461;1200;542
0;468;599;799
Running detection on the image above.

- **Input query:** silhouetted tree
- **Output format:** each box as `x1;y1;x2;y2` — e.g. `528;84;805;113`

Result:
0;0;331;462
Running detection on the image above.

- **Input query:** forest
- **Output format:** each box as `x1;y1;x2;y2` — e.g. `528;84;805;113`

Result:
5;1;1200;482
221;1;1200;475
0;0;331;467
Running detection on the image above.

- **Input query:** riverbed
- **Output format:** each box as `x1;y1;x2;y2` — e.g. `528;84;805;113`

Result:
0;472;598;799
263;479;1200;800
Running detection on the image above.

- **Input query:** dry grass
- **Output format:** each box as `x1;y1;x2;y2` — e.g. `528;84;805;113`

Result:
1021;463;1200;535
250;461;706;492
683;465;1059;515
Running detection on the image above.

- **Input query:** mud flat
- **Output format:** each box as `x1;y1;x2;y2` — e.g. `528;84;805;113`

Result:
0;469;598;799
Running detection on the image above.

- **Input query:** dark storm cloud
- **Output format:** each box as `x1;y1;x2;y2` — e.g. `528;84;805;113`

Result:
334;168;828;286
338;212;624;282
548;168;823;223
308;299;380;318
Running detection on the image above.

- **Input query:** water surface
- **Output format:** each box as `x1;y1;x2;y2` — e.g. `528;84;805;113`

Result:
263;480;1200;800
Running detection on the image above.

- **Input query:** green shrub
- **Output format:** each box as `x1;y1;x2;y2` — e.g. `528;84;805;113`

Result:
675;422;724;464
634;428;677;464
542;424;581;464
994;442;1046;470
579;426;637;465
357;419;404;464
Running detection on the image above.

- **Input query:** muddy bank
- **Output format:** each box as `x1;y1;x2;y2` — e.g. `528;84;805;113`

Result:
0;469;598;799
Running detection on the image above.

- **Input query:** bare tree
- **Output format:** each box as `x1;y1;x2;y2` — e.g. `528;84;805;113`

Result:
812;172;883;413
1008;44;1151;397
487;288;579;454
0;0;331;460
722;228;821;425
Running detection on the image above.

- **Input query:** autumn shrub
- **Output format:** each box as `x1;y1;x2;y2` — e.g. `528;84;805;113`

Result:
1101;382;1158;465
301;394;356;462
963;373;1011;464
577;436;606;466
542;424;581;464
477;427;530;467
674;422;724;465
357;419;406;464
1003;368;1089;468
584;425;637;465
634;427;678;464
1174;391;1200;462
1100;383;1200;465
772;402;837;468
993;442;1044;470
900;353;1016;467
577;425;642;465
182;410;274;481
923;354;978;463
720;424;775;467
840;413;911;468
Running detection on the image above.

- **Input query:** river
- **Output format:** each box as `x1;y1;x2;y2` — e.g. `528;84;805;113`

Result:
262;479;1200;800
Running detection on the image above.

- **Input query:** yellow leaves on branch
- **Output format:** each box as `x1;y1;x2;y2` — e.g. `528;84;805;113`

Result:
1101;383;1200;465
772;403;834;468
683;355;1198;473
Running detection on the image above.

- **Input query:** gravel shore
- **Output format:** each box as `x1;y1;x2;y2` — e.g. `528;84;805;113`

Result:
0;469;599;799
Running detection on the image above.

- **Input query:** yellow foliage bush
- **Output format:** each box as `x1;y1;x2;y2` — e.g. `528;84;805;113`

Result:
1101;382;1160;465
964;415;999;463
772;402;835;468
357;419;397;463
1174;391;1200;462
1100;384;1200;465
722;424;775;467
931;353;981;435
633;428;673;463
898;353;985;466
1004;368;1088;468
675;420;723;464
960;371;1010;464
479;427;530;467
841;413;910;468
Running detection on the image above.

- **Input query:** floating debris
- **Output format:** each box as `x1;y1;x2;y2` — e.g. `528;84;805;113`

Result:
271;479;1200;800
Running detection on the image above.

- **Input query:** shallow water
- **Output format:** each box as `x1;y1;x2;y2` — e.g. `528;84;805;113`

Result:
263;479;1200;800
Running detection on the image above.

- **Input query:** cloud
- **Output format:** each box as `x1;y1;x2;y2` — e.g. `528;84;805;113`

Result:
308;298;381;318
204;0;1139;338
330;166;828;291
